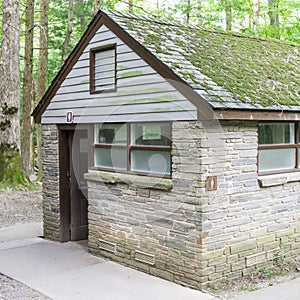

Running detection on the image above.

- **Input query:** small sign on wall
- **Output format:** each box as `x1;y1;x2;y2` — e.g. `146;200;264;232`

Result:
206;176;217;191
66;111;73;123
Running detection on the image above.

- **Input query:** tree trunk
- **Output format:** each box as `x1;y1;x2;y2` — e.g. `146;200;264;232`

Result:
268;0;280;38
0;0;25;185
30;81;35;176
94;0;101;15
224;0;232;31
62;0;74;64
253;0;260;35
129;0;133;13
79;0;85;33
21;0;34;179
197;0;202;26
186;0;191;24
36;0;48;180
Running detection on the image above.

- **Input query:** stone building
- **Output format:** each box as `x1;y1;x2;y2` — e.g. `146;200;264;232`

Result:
33;10;300;290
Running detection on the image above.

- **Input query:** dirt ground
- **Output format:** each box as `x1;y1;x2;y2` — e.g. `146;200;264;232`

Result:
214;269;299;299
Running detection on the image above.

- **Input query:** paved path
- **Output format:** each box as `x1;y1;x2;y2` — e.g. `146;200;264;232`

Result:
2;223;300;300
0;223;217;300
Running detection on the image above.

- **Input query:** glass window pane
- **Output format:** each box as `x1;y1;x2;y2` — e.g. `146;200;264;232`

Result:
131;150;170;175
131;123;171;146
94;124;127;144
94;147;127;169
258;148;295;172
93;48;115;91
258;123;294;145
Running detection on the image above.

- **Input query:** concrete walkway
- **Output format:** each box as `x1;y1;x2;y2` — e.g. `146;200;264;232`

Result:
1;223;300;300
0;223;217;300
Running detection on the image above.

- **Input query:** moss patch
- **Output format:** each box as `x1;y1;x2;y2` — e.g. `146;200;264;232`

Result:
119;70;144;78
110;12;300;108
109;95;174;105
0;144;33;189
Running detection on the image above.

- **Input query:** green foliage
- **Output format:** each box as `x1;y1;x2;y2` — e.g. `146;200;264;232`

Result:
21;0;300;93
239;284;258;291
259;264;275;279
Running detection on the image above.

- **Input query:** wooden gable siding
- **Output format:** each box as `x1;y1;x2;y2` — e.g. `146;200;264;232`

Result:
41;25;197;124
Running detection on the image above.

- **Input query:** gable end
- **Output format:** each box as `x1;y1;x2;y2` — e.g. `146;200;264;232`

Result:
32;10;213;123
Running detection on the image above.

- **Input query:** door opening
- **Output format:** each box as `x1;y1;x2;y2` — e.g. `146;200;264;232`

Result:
59;128;88;242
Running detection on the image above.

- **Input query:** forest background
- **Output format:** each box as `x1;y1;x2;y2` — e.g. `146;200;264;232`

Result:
0;0;299;187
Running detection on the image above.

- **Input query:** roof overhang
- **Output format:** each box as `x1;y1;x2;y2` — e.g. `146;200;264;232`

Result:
215;108;300;121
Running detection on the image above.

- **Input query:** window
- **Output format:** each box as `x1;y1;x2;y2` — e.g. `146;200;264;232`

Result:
258;122;300;173
90;45;116;93
94;123;171;177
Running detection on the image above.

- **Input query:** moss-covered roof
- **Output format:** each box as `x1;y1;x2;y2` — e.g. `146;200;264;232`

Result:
108;11;300;110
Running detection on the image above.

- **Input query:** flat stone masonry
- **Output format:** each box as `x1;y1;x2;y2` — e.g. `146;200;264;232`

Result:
86;121;207;290
85;120;300;290
197;120;300;287
42;124;60;241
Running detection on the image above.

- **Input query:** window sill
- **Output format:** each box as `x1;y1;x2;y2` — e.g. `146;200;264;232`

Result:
258;172;300;187
84;170;173;191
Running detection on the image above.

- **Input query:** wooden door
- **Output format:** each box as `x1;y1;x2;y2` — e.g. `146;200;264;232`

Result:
68;129;88;241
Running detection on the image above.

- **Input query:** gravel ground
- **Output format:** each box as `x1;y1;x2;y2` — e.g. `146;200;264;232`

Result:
0;189;43;227
0;188;51;300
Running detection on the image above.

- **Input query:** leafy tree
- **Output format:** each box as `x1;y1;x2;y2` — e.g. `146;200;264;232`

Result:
0;0;27;186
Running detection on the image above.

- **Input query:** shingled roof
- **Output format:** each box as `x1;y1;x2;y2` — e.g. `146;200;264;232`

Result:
108;11;300;111
33;10;300;122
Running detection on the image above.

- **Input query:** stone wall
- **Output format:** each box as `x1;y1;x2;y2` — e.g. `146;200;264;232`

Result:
85;121;207;290
198;120;300;287
85;120;300;290
42;124;60;241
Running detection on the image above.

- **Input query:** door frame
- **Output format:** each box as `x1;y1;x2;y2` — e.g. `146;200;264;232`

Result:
58;124;93;242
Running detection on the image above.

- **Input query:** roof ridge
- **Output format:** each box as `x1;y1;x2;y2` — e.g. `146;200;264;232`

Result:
106;9;300;47
107;9;191;28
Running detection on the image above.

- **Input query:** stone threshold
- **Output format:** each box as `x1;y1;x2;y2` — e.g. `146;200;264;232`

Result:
84;170;173;191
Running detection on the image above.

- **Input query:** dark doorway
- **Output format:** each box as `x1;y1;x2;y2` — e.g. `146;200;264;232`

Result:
59;127;89;242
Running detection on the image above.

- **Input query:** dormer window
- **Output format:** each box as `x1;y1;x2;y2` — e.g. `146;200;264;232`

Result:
90;44;116;93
